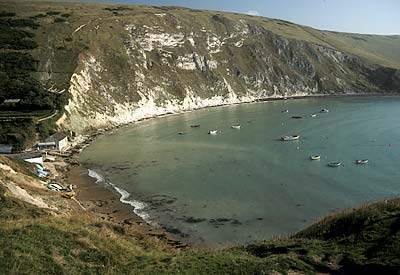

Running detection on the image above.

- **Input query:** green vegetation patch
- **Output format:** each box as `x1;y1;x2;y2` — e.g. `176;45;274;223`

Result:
0;14;69;150
0;25;37;50
0;18;39;29
0;118;36;151
0;52;57;111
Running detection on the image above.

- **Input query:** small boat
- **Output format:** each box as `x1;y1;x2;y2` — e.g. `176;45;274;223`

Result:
178;132;187;135
281;109;289;113
231;125;241;129
310;114;317;117
310;155;321;160
327;162;342;167
356;159;369;165
291;116;303;119
208;130;219;135
281;135;300;141
320;109;329;113
190;124;200;128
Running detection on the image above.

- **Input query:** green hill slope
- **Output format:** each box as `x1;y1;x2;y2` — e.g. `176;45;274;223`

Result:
0;1;399;136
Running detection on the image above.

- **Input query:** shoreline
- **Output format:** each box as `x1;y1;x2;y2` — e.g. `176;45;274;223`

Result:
62;155;188;248
61;92;400;248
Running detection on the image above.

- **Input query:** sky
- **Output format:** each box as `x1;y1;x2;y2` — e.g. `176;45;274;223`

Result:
80;0;400;35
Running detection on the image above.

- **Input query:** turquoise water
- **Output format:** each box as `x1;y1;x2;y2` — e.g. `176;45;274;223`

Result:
80;97;400;246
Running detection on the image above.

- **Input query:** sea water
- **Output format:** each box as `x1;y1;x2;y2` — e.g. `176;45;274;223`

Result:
80;97;400;246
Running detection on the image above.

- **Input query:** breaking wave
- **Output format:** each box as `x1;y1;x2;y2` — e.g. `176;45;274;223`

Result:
87;169;151;223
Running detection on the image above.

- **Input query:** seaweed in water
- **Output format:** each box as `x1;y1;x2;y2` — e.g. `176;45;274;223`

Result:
209;218;242;226
180;216;206;223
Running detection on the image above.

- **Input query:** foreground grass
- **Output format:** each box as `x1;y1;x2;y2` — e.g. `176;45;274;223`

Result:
0;157;399;274
1;189;399;274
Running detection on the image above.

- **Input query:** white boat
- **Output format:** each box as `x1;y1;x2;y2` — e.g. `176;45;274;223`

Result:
310;155;321;160
356;159;369;165
327;162;342;167
320;109;329;113
231;125;241;129
310;114;317;117
281;135;300;141
208;130;219;135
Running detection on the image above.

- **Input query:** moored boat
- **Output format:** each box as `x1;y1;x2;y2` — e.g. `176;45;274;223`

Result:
190;124;200;128
208;130;219;135
327;162;342;167
178;132;187;135
281;109;289;113
320;109;329;113
281;135;300;141
356;159;369;165
310;114;317;117
231;125;241;129
310;155;321;160
291;116;303;119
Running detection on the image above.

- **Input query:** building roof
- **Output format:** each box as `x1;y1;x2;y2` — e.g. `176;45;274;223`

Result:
10;152;43;160
0;144;12;148
45;132;67;143
3;99;21;103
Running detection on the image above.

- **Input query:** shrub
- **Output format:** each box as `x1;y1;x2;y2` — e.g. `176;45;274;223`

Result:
46;11;60;16
0;12;16;17
0;26;38;50
54;17;66;23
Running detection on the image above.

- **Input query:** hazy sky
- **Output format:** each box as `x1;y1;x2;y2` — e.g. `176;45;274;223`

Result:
80;0;399;35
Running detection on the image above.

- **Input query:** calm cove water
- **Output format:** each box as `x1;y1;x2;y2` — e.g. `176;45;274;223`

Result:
80;97;400;246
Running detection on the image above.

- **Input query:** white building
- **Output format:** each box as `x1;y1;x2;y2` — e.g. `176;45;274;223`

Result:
38;133;69;151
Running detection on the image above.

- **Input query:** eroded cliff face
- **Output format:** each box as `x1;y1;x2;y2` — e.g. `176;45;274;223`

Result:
5;2;396;133
60;12;382;133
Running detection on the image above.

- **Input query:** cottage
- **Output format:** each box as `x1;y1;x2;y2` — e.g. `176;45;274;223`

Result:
10;152;43;165
37;132;69;151
0;144;13;154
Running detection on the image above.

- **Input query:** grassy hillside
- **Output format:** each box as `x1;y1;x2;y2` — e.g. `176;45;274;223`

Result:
1;156;399;274
3;1;400;70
